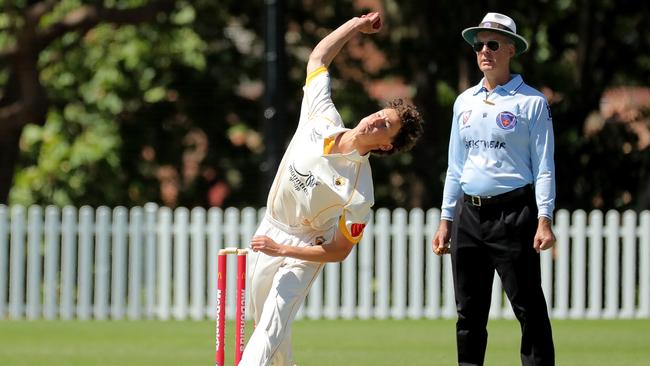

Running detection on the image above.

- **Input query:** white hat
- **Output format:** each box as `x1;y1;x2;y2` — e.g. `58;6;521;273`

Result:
461;12;529;55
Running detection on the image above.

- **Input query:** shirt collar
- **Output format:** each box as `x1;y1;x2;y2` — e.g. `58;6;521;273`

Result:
344;149;369;163
472;74;524;96
323;127;369;163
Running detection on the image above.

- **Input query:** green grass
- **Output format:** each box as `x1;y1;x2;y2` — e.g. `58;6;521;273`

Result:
0;319;648;365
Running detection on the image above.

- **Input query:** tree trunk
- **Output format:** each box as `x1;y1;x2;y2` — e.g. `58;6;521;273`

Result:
0;127;22;203
0;37;49;203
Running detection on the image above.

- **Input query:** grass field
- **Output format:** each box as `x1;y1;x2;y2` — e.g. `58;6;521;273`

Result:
1;318;648;365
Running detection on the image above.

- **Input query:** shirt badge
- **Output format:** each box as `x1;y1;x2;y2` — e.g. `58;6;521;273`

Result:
460;110;472;125
459;110;472;130
350;223;366;237
496;111;517;130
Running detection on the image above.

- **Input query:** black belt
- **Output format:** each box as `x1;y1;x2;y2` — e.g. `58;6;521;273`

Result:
464;185;532;207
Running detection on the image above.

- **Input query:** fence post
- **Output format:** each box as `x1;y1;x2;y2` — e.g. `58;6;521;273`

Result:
305;264;323;319
586;210;604;319
341;238;357;319
60;206;77;320
111;207;128;320
128;207;144;320
375;208;390;319
94;206;111;320
9;205;26;319
554;209;570;319
241;208;257;320
540;248;553;315
408;208;424;319
391;208;407;319
77;206;94;320
43;206;61;320
207;207;223;319
620;211;637;318
425;209;441;319
190;207;206;321
357;214;374;320
570;210;587;319
144;203;158;319
26;206;43;320
173;207;190;320
224;207;239;319
324;261;340;319
603;210;620;319
157;207;173;320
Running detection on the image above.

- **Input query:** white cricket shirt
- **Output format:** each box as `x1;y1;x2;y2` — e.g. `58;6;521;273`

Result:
265;67;373;243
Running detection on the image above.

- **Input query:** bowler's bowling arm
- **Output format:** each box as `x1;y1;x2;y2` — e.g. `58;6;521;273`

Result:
306;13;381;75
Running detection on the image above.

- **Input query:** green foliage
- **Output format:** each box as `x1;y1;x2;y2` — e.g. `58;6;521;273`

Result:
12;105;121;206
11;1;208;206
6;0;650;210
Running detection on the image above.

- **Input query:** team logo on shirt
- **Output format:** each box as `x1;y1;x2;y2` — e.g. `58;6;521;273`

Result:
333;176;347;188
496;111;517;130
459;110;472;129
350;223;366;237
288;163;319;193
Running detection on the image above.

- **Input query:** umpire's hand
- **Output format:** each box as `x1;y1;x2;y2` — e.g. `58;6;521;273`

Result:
534;217;556;253
432;220;452;255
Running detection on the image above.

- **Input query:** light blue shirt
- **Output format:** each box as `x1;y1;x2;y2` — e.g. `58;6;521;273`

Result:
441;74;556;220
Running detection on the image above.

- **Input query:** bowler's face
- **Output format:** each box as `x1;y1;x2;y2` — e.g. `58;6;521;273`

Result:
474;31;515;73
358;108;401;146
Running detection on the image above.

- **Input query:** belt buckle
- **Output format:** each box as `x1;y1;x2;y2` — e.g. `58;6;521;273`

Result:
471;195;482;206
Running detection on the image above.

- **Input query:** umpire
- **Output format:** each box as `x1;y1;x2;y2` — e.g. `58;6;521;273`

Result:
432;12;556;366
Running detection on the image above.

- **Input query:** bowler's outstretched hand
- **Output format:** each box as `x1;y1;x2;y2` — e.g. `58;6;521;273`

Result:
359;12;382;34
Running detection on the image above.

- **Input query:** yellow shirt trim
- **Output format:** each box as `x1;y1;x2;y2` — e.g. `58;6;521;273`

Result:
323;137;335;154
305;66;327;86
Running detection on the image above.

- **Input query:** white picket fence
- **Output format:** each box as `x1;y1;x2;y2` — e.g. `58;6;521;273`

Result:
0;204;649;321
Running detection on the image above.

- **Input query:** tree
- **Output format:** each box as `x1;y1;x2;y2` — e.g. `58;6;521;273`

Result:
0;0;180;204
4;0;650;211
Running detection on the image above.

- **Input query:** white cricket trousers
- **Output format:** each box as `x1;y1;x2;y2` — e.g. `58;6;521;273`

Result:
239;216;329;366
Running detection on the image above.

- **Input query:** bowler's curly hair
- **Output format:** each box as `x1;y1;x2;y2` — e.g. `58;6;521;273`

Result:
372;98;424;156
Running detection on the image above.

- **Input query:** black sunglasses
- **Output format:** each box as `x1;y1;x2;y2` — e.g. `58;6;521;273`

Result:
472;40;500;52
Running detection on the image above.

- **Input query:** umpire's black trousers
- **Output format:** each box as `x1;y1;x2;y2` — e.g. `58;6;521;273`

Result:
450;185;555;366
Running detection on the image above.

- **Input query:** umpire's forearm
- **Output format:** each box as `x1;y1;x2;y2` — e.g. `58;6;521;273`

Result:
306;17;362;73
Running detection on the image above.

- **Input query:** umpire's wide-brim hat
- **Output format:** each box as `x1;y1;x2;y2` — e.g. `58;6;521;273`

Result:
461;12;529;55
